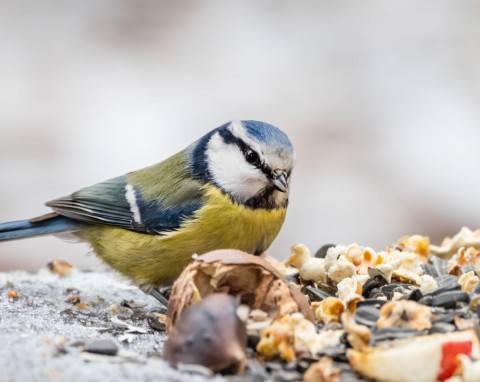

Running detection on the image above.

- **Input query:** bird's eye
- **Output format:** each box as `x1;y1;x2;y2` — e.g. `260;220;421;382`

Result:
244;149;260;165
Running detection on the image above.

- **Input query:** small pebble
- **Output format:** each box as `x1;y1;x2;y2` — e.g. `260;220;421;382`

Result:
66;295;81;304
146;311;167;331
83;339;119;356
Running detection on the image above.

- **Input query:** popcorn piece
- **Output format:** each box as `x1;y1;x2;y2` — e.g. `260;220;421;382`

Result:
419;274;438;294
325;244;378;277
328;256;356;283
337;277;362;300
392;268;422;285
356;274;370;285
337;277;363;312
314;278;363;323
300;258;327;284
324;245;347;272
430;227;480;258
448;247;480;276
344;244;364;266
256;319;295;361
288;244;312;269
375;264;393;283
346;244;378;275
396;235;430;260
288;244;327;283
394;251;424;274
378;250;424;285
377;300;432;331
257;312;339;361
315;297;345;324
459;271;479;294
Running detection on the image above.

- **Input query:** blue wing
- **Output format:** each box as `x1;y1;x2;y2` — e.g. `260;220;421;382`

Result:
46;174;204;235
0;150;206;240
46;176;134;228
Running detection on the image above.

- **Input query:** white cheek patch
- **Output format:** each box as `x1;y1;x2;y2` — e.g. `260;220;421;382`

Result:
125;184;142;224
207;133;266;203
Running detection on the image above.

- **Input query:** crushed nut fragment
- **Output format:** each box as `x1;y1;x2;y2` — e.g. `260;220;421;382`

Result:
47;259;73;277
377;300;432;331
304;357;341;382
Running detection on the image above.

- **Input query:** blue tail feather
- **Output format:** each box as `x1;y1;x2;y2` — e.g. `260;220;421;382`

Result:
0;215;83;241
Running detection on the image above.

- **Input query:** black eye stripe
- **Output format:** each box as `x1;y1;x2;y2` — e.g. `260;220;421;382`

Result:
218;129;272;177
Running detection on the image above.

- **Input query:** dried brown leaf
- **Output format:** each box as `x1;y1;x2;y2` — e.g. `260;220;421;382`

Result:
167;249;313;332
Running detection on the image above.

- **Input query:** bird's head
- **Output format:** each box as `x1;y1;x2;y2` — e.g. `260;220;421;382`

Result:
189;120;295;209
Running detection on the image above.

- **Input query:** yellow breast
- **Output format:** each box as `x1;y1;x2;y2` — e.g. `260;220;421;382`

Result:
80;185;287;286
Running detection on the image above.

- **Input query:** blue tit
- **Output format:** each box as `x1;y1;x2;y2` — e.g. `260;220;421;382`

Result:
0;120;295;292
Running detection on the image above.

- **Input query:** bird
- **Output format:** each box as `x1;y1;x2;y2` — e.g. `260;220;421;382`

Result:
0;120;295;299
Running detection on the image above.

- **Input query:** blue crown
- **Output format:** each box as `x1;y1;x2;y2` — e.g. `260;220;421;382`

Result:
241;120;293;151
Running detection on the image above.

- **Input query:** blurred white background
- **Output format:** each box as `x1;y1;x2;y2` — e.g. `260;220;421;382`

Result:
1;1;480;271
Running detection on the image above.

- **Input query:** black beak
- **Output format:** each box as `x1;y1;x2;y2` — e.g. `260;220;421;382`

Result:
271;170;288;192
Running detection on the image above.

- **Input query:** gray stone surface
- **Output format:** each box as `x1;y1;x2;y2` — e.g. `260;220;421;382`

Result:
0;269;225;382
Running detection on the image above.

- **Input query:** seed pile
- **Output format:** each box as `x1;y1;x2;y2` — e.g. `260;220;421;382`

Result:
164;228;480;382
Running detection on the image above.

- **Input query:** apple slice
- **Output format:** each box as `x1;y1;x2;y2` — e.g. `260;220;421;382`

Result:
348;330;479;382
